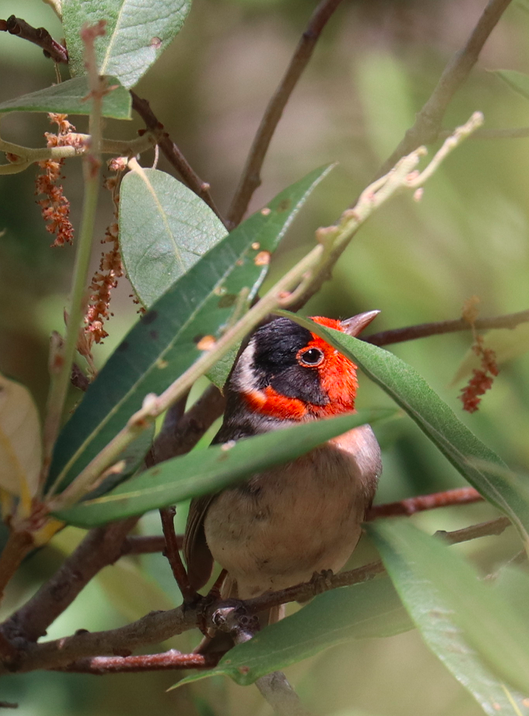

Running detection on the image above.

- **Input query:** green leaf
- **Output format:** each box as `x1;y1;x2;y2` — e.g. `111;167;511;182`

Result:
370;520;529;702
0;76;131;119
283;314;529;544
47;166;333;493
494;69;529;103
54;410;395;526
174;575;411;689
120;169;227;307
63;0;191;89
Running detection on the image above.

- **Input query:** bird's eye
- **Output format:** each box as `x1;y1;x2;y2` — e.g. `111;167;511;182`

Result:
297;347;324;367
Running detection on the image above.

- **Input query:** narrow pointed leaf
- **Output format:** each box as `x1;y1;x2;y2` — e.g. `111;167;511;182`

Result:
54;410;394;526
0;76;131;119
48;166;333;493
174;576;410;689
120;169;227;307
371;520;529;701
283;314;529;542
63;0;191;88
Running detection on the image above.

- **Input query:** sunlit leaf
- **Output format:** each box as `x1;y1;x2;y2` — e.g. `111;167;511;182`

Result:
371;519;529;698
0;76;131;119
54;410;395;526
47;166;333;493
120;169;227;307
63;0;191;88
0;374;41;501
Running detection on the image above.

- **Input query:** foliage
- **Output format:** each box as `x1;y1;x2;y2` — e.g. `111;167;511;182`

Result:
0;1;529;715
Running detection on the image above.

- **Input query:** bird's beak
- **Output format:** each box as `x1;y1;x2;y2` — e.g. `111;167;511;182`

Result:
340;310;380;337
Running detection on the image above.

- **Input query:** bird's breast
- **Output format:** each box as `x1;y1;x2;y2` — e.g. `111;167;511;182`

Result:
204;424;381;598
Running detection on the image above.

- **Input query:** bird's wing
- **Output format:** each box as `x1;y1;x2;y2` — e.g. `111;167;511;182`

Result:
183;495;216;591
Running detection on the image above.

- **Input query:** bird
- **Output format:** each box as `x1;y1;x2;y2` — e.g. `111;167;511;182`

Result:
183;311;382;625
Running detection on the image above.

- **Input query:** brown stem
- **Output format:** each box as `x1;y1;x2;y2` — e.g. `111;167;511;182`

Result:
376;0;513;177
59;649;219;674
366;487;482;519
159;507;196;602
227;0;344;227
130;92;226;226
123;535;168;555
0;531;34;605
365;308;529;347
0;16;68;64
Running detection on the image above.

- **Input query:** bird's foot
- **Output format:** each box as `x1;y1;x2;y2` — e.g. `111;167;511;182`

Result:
309;569;335;595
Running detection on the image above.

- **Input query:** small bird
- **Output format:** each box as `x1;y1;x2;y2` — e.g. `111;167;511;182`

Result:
184;311;382;618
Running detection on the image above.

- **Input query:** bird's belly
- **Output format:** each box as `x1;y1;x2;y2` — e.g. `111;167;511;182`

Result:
204;426;381;598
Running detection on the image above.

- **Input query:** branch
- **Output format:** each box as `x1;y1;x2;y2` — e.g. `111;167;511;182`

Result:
376;0;512;176
366;309;529;347
227;0;344;227
0;16;68;64
441;126;529;140
244;516;511;616
130;92;226;226
366;487;482;519
59;650;219;674
159;507;196;602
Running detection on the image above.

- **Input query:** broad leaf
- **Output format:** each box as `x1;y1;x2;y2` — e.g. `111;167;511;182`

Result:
63;0;191;88
47;166;333;493
0;76;131;119
120;169;227;307
175;576;411;689
371;520;529;700
284;315;529;544
494;69;529;103
54;410;395;526
0;374;41;500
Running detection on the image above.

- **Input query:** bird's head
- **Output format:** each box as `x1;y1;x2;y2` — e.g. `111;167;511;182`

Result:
229;311;379;421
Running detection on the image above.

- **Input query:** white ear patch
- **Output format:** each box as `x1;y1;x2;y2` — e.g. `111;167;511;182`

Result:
232;338;258;394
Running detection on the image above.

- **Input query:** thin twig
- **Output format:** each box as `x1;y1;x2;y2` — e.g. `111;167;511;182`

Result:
130;92;226;226
227;0;344;227
441;126;529;140
59;650;219;674
159;507;196;602
0;16;68;64
366;487;482;519
376;0;513;177
366;309;529;347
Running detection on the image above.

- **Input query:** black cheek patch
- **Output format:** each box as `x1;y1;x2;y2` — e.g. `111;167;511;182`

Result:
270;365;328;406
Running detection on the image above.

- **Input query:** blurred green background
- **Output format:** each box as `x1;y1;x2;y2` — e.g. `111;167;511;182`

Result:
1;0;528;713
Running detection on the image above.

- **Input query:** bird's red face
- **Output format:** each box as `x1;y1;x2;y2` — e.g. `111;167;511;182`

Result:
229;312;378;422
